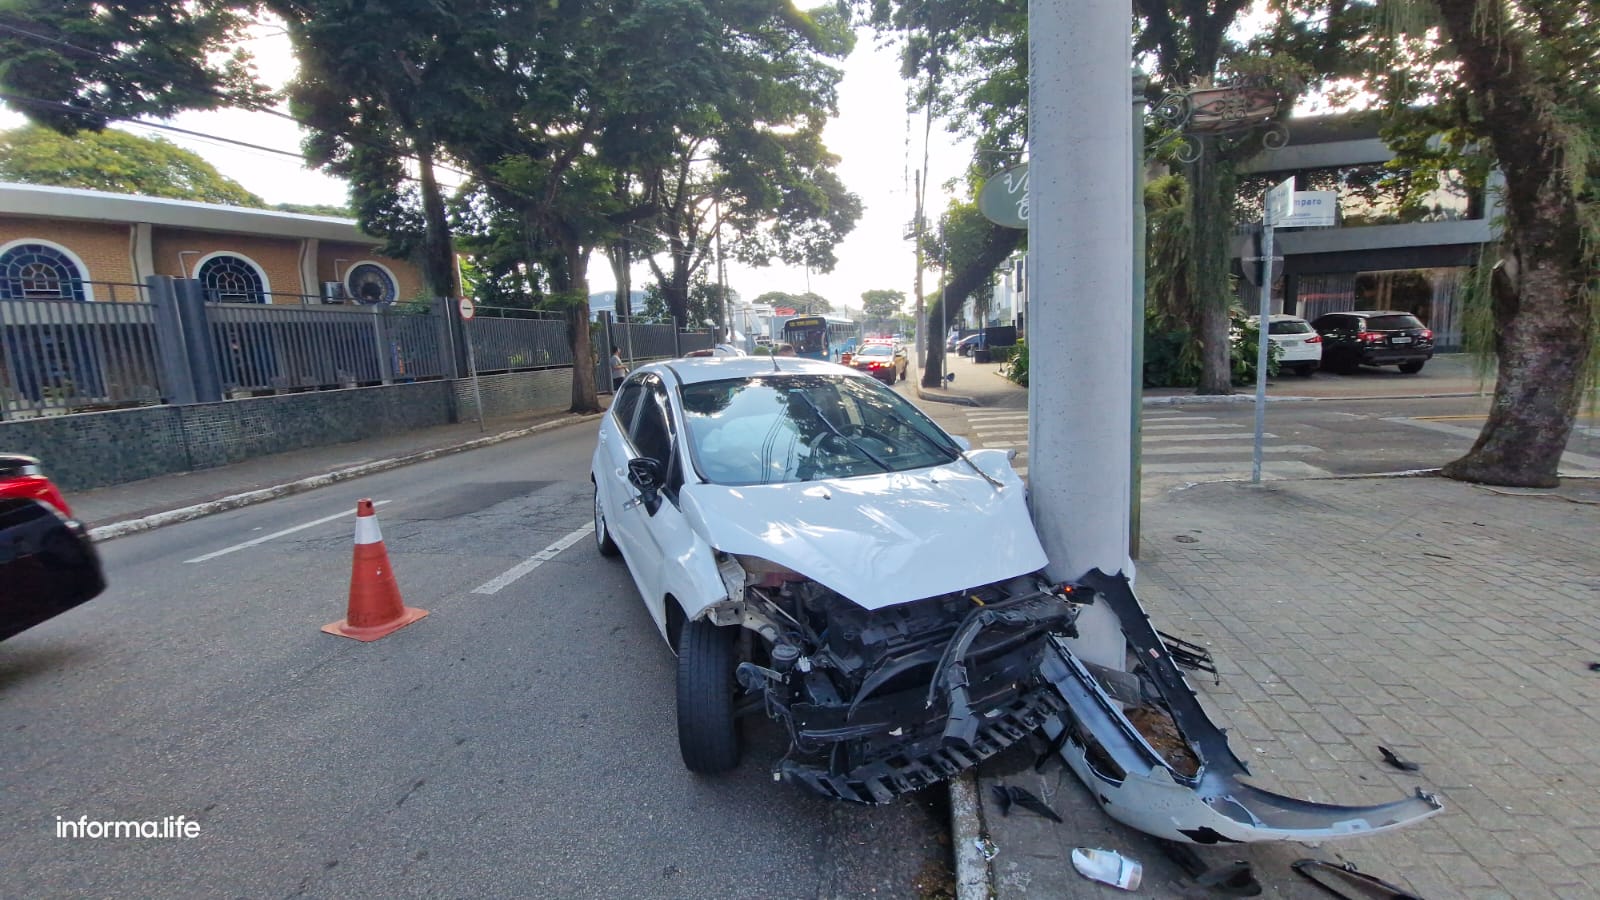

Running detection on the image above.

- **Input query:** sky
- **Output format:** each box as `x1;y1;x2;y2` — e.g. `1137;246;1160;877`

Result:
0;23;974;317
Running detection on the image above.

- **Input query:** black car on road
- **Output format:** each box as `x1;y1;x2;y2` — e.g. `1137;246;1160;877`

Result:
1310;310;1434;374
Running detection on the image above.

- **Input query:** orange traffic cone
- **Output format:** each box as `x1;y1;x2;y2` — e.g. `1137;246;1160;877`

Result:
322;499;428;641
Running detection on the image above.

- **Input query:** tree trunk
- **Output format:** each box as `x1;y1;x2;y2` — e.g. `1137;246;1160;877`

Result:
414;142;458;299
1442;252;1591;487
1433;0;1593;487
921;224;1022;388
562;240;601;414
607;238;632;318
1188;139;1233;395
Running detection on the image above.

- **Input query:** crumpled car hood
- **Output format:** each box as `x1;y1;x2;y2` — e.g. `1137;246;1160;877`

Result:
680;451;1047;609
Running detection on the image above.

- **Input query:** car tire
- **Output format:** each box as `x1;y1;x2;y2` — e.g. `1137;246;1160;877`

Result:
593;483;620;558
1298;363;1316;377
1398;360;1425;374
677;617;741;774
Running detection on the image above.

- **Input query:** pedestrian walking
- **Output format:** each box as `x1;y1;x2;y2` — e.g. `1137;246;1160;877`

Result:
610;345;628;392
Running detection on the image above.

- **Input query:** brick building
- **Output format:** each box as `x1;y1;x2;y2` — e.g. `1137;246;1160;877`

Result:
0;182;425;304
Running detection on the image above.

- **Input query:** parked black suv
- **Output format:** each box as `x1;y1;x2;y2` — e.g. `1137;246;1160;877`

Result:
1310;310;1434;374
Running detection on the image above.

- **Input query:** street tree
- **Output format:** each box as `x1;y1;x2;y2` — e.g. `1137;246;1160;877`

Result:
920;197;1023;387
1365;0;1596;486
0;1;266;132
859;0;1028;387
0;124;263;205
861;289;906;322
642;6;860;327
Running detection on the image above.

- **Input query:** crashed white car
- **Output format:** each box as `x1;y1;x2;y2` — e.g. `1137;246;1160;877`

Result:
591;356;1443;843
592;356;1076;801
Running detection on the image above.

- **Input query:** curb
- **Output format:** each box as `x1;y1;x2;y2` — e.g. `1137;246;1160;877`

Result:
1142;389;1487;405
88;414;603;542
914;385;980;407
949;769;991;900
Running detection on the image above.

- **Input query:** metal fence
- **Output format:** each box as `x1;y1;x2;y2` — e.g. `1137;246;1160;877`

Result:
208;297;449;395
0;278;713;419
467;306;572;371
1;282;165;419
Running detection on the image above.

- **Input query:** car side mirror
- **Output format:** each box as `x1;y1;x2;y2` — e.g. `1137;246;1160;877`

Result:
627;457;664;515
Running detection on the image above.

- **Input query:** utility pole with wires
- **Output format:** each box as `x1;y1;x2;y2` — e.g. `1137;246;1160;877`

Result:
914;168;926;369
715;193;729;342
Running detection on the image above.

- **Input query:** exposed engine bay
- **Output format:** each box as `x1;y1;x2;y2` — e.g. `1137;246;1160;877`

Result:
709;557;1084;803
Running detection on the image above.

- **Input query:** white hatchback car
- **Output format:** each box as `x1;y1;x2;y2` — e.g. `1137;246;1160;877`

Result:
1250;314;1322;376
591;356;1081;802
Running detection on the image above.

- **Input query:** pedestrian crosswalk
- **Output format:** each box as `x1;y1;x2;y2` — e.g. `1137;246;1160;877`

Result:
960;408;1333;482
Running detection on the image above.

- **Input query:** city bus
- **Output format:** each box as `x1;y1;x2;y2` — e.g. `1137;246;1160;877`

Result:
779;315;860;362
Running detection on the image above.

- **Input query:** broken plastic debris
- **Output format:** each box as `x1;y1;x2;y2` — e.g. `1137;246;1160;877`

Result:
974;837;999;862
1378;746;1421;773
1071;848;1142;891
991;784;1063;823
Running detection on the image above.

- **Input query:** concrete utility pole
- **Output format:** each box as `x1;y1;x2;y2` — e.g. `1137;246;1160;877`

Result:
1028;0;1134;671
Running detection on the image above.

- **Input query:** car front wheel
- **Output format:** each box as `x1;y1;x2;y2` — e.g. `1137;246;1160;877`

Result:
593;483;619;558
677;617;741;773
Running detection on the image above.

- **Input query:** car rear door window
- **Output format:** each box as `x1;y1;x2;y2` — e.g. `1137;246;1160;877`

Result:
1367;314;1425;331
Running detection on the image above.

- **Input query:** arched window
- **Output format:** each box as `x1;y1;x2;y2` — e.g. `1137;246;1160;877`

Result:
196;253;269;303
0;241;90;301
345;261;398;304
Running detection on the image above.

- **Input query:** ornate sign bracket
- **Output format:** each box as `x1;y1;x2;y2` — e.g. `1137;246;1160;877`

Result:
1152;75;1291;164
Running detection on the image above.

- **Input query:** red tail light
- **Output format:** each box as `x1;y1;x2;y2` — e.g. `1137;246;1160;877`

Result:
1360;331;1384;342
1421;329;1433;340
1306;335;1321;344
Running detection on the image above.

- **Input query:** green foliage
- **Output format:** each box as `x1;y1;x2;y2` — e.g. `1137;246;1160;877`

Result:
1000;340;1028;387
270;202;353;218
0;125;263;205
0;0;267;132
860;289;905;320
1143;308;1278;388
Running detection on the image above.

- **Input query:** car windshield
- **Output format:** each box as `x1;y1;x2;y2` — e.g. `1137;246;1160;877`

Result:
679;374;959;484
858;345;893;358
1268;319;1313;335
1367;314;1425;330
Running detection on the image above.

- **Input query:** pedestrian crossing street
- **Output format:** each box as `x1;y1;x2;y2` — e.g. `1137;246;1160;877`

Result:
960;408;1333;482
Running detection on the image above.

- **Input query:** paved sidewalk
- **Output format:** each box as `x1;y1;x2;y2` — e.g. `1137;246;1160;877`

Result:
914;354;1600;897
70;406;594;533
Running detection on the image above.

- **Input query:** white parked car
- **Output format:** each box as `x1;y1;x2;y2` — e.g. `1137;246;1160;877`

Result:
591;356;1078;801
1250;314;1322;376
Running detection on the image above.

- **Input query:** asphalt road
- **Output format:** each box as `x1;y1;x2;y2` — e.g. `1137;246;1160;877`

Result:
1;422;950;899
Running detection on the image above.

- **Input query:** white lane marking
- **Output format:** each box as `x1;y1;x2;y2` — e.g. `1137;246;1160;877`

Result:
1143;444;1322;456
1143;415;1215;421
184;500;393;563
1143;422;1244;430
1143;461;1330;477
1385;417;1600;472
472;524;595;595
966;412;1028;421
972;426;1028;436
1143;432;1275;443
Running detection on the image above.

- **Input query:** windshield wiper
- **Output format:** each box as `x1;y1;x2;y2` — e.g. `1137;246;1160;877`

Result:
897;422;1005;490
792;392;891;472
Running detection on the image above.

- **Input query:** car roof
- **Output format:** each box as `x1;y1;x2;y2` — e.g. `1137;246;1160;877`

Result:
1248;313;1309;321
1319;310;1414;318
649;355;865;386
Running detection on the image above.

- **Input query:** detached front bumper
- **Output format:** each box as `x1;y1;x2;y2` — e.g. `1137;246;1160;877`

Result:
1039;570;1443;844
